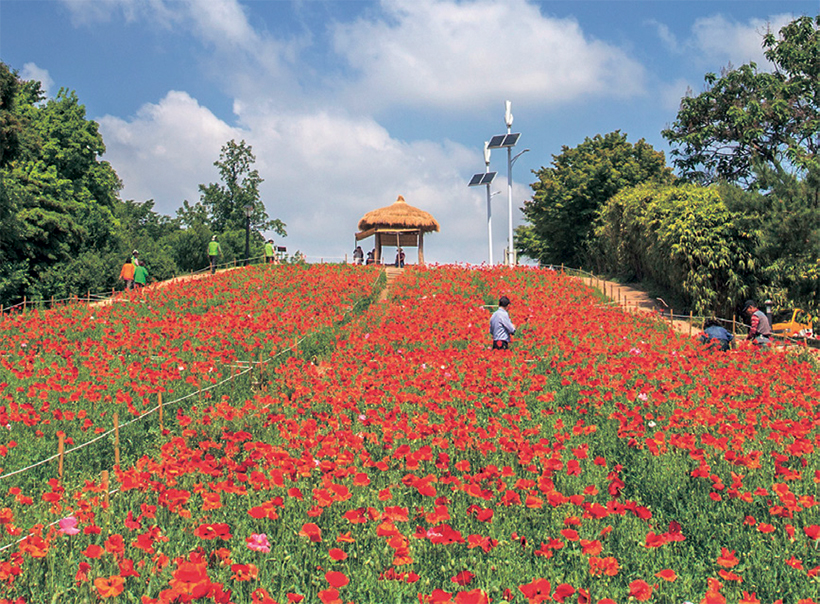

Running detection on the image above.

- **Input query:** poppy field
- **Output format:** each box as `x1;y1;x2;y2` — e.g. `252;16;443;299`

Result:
0;264;818;604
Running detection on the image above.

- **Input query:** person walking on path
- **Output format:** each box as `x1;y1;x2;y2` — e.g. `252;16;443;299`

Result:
208;236;222;274
699;318;734;352
489;296;517;350
264;240;276;264
119;257;136;291
134;262;149;289
744;300;773;346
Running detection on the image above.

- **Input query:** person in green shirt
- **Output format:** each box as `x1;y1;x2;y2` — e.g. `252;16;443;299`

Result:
264;239;275;264
208;236;222;274
134;263;149;288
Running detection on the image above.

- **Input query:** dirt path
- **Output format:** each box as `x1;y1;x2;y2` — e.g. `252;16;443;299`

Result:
577;275;702;336
378;266;403;303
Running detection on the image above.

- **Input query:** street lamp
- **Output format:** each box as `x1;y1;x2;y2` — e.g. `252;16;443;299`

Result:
243;203;254;266
487;100;526;266
468;141;498;265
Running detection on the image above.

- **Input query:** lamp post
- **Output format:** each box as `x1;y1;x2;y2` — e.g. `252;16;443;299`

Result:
468;145;498;265
243;203;253;266
487;101;525;266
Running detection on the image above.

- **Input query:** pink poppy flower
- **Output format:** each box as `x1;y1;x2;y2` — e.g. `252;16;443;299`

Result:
246;533;271;553
58;516;80;535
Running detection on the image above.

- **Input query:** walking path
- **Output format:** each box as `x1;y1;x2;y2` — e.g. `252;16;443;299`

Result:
578;275;699;336
378;266;403;303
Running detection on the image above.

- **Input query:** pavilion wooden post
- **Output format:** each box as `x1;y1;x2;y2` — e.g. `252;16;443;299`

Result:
375;232;382;264
418;232;425;265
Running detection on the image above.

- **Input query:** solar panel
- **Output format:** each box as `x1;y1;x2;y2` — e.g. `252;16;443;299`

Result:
468;171;497;187
488;134;506;148
487;133;520;149
503;133;521;147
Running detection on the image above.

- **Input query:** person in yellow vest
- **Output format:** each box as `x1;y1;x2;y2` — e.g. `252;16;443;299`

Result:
264;239;275;264
208;236;222;274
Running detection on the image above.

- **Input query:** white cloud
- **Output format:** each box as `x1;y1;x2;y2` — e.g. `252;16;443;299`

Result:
99;91;240;208
98;92;519;264
330;0;646;111
20;63;55;97
688;13;797;69
658;78;694;113
645;19;679;53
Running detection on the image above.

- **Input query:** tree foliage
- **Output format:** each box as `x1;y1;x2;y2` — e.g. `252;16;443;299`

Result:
197;139;286;236
0;64;291;307
662;15;820;185
594;183;756;316
517;132;674;267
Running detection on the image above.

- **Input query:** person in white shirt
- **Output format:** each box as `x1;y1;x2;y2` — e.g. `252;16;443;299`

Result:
489;296;516;350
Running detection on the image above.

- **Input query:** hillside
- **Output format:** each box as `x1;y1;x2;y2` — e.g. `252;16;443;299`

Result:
0;264;817;603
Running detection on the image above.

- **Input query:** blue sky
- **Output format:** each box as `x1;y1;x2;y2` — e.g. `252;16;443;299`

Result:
2;0;818;265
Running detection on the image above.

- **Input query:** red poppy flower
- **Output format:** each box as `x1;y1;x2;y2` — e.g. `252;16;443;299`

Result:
628;579;653;601
451;570;474;586
299;522;322;542
553;583;575;602
655;569;677;582
325;571;349;588
94;575;125;598
518;577;551;603
318;588;342;604
716;548;739;568
82;544;104;559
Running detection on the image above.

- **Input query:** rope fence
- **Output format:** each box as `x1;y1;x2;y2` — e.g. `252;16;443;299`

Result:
0;268;386;553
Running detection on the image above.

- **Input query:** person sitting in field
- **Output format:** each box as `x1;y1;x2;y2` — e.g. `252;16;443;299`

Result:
699;318;734;352
743;300;772;346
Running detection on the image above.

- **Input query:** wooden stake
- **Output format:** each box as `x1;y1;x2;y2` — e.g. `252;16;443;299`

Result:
689;311;693;336
113;413;120;467
101;470;110;508
732;314;736;337
158;392;164;433
670;309;674;327
58;433;65;480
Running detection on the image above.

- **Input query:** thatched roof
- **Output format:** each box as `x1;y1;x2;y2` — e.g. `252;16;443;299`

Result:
358;195;440;233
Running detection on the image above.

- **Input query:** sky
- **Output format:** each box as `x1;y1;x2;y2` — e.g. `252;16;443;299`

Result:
2;0;818;265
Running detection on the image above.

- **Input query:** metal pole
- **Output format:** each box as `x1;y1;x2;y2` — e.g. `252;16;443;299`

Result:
484;142;493;266
486;182;493;265
507;141;513;266
244;214;250;266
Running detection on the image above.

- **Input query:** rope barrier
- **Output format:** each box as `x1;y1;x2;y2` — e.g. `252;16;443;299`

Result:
0;269;384;484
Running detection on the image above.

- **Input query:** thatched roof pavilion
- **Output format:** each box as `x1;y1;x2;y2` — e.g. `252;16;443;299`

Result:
356;195;440;265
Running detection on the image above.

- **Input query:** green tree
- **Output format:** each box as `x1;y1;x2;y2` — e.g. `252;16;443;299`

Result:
517;132;674;267
662;15;820;186
0;77;122;303
197;139;286;236
0;62;24;170
594;183;756;316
